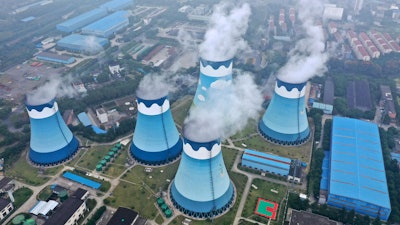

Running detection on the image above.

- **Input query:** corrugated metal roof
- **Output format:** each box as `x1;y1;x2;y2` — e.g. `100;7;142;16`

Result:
77;112;92;127
243;149;291;168
329;116;390;209
81;11;129;33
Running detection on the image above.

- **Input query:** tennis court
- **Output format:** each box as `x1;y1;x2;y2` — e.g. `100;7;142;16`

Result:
254;198;278;220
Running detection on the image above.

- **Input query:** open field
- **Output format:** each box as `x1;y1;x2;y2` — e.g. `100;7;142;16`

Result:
6;150;62;186
122;161;180;192
104;180;158;219
76;145;113;171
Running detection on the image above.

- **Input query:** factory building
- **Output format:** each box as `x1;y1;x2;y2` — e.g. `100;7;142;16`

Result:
56;8;108;33
100;0;134;12
81;11;130;38
193;58;233;106
241;149;291;176
130;95;182;165
56;34;109;55
26;99;79;165
259;79;310;145
36;52;75;65
323;116;391;221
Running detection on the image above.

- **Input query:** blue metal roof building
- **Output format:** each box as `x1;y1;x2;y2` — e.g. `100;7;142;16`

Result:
327;116;391;221
36;52;75;65
81;11;129;38
56;8;108;33
241;149;291;176
56;34;109;55
99;0;134;12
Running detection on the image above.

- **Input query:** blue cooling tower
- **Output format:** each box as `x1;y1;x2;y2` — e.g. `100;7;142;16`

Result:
259;79;310;145
130;96;182;165
26;99;79;165
171;137;234;218
193;58;233;105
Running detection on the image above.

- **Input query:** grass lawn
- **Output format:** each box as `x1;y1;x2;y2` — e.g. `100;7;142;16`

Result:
242;179;288;225
102;164;126;178
77;145;113;171
6;151;62;186
13;187;33;208
104;180;158;220
171;95;193;127
112;148;129;166
38;185;52;201
65;149;86;167
122;161;180;192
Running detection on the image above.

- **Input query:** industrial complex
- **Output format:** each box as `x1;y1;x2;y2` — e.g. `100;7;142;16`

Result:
2;0;400;224
320;116;391;221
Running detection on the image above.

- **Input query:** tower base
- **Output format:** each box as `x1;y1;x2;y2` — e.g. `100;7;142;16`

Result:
170;181;235;219
29;136;79;166
258;121;310;146
130;138;182;166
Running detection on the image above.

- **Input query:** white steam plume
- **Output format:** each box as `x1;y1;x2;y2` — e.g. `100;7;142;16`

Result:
184;72;263;142
199;2;251;61
26;76;77;105
277;0;329;83
136;73;196;100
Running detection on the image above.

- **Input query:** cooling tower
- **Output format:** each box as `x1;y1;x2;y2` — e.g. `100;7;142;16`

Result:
259;79;310;145
193;58;233;105
130;95;182;165
26;99;79;165
170;136;235;218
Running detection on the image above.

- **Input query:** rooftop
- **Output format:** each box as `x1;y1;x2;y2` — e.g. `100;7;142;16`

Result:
43;197;84;225
0;198;11;210
329;116;391;209
106;207;139;225
289;209;339;225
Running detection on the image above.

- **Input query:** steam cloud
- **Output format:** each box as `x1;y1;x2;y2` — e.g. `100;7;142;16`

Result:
184;72;263;142
199;2;251;61
136;73;196;100
277;0;329;83
26;76;76;105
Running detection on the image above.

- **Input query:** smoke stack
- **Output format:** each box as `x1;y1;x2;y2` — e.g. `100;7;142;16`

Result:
193;58;233;106
170;133;234;218
26;99;79;165
259;79;310;145
130;95;182;165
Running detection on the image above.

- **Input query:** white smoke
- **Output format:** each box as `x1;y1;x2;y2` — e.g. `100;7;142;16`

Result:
184;72;263;142
26;76;76;105
136;73;197;100
169;29;199;73
199;2;251;61
84;35;104;54
277;0;329;83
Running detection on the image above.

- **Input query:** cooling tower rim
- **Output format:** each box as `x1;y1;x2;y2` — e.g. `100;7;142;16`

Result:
275;78;307;93
182;136;220;149
200;57;233;69
276;77;307;86
25;98;56;111
136;95;168;107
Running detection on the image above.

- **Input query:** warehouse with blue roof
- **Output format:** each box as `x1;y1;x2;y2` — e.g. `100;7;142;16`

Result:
81;11;130;38
241;149;291;176
56;8;108;33
323;116;391;220
99;0;134;12
56;34;109;55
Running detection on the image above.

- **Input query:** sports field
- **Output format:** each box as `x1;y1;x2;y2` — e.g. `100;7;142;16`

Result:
254;198;278;220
